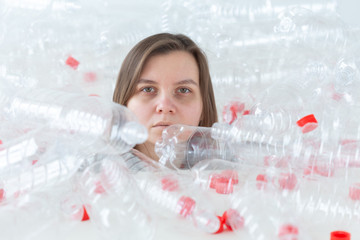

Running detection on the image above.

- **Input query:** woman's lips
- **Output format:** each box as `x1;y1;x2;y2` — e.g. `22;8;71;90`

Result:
153;122;172;128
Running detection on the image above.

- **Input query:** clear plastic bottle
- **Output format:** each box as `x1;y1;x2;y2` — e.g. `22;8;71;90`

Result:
0;86;148;154
212;107;360;171
155;124;237;170
229;187;313;240
292;177;360;230
0;128;44;175
135;169;222;234
78;156;155;240
0;140;89;205
0;191;58;240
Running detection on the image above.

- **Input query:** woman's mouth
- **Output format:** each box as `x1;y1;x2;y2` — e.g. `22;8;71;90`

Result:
153;122;173;128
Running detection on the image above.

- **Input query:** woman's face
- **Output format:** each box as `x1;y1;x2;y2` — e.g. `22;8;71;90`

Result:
127;51;203;146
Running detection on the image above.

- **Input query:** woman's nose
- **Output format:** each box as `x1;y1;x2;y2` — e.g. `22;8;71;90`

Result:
155;94;175;114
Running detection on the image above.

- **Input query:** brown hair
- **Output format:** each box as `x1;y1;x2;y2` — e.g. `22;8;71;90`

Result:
113;33;217;127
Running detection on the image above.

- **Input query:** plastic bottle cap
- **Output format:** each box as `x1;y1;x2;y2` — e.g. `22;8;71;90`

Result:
65;56;80;70
209;173;220;189
222;101;245;124
220;170;239;184
222;209;244;231
296;114;318;127
0;189;5;202
278;224;298;237
330;231;351;240
215;181;233;194
243;110;250;115
301;122;318;133
84;72;97;83
81;205;90;221
314;164;334;177
177;196;196;218
278;173;297;190
94;181;106;194
161;176;179;192
256;174;268;190
296;114;318;133
349;183;360;201
209;170;237;194
213;216;224;234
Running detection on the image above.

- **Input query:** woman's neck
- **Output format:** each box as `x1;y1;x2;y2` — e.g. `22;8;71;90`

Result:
135;142;159;161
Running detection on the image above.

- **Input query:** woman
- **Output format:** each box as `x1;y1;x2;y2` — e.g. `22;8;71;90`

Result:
113;33;217;162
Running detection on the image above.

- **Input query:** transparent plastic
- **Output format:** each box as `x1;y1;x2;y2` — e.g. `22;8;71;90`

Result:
155;124;237;170
0;86;148;154
292;176;360;229
0;192;57;240
229;185;313;240
0;140;89;205
78;156;155;240
136;169;222;234
0;127;45;174
212;109;360;171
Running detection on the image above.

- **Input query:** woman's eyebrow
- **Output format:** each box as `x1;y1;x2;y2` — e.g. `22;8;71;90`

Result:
175;79;198;86
137;79;158;84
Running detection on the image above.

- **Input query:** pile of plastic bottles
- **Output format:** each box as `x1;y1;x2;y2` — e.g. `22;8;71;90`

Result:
1;0;360;240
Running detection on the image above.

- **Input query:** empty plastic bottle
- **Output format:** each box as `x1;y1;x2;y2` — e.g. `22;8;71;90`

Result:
78;156;155;240
0;140;90;205
229;188;313;240
155;124;237;170
137;171;222;234
0;86;147;154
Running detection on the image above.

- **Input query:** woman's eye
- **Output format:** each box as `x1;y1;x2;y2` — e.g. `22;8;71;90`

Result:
141;87;155;93
177;88;190;94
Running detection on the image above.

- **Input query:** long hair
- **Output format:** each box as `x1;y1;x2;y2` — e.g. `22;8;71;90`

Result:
113;33;217;127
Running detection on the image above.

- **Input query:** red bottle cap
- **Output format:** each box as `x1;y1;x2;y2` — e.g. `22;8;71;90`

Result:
278;173;297;190
278;224;298;238
349;183;360;201
81;205;90;221
222;209;244;231
215;181;233;194
83;72;97;83
177;196;196;217
220;170;239;184
209;170;238;192
256;174;268;190
65;56;80;70
209;173;219;189
222;101;245;124
94;181;106;194
243;110;250;115
296;114;318;133
0;189;5;202
296;114;317;127
314;164;335;177
161;176;179;192
331;231;351;240
213;216;224;234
